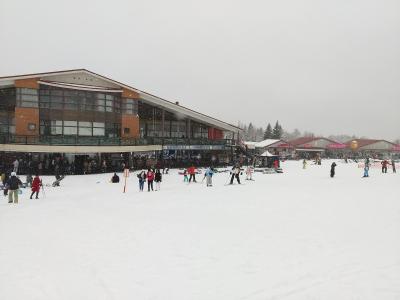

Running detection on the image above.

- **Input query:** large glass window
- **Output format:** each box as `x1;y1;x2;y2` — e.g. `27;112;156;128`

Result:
16;88;38;108
39;87;121;113
122;98;138;115
0;111;15;134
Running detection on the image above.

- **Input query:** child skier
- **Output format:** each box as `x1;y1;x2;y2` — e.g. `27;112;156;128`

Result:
245;166;254;181
30;175;41;199
183;169;189;182
363;162;369;178
230;165;241;185
330;162;337;178
204;167;214;187
154;169;162;191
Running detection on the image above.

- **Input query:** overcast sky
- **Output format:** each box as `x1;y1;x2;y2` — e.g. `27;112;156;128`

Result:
0;0;399;140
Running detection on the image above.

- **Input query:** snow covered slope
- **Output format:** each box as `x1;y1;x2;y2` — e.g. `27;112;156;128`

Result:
0;160;399;300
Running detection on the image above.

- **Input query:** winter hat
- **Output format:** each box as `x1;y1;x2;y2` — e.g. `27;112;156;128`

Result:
11;172;16;176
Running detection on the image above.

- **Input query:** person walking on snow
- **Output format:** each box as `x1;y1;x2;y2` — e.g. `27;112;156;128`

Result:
13;159;19;174
146;168;154;192
230;165;241;185
188;165;197;183
302;159;307;169
381;159;389;173
154;169;162;191
330;162;337;178
245;166;254;180
391;159;396;173
204;167;214;187
7;172;22;203
137;170;146;192
111;173;120;183
30;175;41;199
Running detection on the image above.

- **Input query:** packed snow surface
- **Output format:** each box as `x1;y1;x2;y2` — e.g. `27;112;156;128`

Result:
1;160;399;300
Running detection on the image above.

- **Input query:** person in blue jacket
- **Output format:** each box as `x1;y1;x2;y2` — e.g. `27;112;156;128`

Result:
204;167;214;187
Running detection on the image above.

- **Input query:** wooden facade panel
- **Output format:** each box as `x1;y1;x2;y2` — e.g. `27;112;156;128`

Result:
121;114;139;138
122;88;139;99
15;107;40;136
14;78;39;89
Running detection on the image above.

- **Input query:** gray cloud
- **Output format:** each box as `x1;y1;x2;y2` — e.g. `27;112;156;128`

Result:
1;0;399;140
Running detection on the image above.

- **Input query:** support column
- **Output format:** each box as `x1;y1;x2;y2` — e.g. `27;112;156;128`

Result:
161;109;165;138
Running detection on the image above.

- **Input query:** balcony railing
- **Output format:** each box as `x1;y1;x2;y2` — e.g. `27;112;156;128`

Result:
0;134;235;148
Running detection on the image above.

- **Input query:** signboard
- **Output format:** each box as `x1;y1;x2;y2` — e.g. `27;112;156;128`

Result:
327;143;346;149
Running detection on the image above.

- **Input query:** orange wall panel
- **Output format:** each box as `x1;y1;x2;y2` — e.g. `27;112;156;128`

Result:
15;107;40;136
121;114;139;138
14;78;39;89
122;88;139;99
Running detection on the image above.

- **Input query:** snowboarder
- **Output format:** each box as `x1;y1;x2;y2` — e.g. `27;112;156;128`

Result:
391;159;396;173
146;168;154;192
245;166;254;181
154;169;162;191
230;165;241;185
7;172;22;204
30;175;41;199
204;167;214;187
381;160;389;173
188;165;197;183
111;173;120;183
330;162;337;178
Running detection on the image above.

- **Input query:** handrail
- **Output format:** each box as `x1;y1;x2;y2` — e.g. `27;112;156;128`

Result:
0;134;236;147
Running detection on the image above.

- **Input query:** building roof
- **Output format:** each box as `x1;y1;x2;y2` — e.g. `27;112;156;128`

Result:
0;69;241;133
255;139;281;148
345;139;397;150
288;137;337;146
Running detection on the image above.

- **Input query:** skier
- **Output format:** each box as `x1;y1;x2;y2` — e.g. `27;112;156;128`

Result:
230;165;241;185
146;168;154;192
391;159;396;173
363;161;369;178
26;173;33;187
111;173;120;183
183;169;189;182
30;174;41;199
381;160;389;173
188;165;197;183
204;167;214;187
154;169;162;191
137;170;146;192
245;166;254;181
330;162;337;178
302;159;307;169
7;172;22;204
273;159;279;170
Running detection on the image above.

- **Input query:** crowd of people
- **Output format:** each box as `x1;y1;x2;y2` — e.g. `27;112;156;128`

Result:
1;154;398;204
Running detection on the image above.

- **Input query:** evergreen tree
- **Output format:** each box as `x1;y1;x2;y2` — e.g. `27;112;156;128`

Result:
272;121;283;139
263;123;273;139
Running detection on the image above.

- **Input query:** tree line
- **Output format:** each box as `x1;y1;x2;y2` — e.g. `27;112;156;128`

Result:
238;121;366;143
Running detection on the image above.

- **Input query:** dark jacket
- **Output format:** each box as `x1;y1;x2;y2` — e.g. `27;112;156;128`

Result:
7;176;22;190
155;172;162;182
111;174;120;183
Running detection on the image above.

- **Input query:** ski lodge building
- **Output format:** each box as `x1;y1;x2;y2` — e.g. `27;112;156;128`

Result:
0;69;241;172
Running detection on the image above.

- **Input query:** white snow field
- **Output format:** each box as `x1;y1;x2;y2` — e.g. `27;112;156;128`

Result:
0;160;399;300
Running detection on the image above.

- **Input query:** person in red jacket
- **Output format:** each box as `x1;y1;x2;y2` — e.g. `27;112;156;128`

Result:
188;165;197;183
146;168;155;192
381;160;389;173
30;174;41;199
